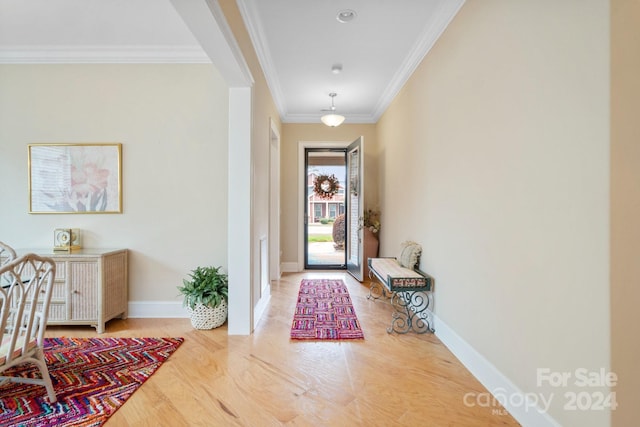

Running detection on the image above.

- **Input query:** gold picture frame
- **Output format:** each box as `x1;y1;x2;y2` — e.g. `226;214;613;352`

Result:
28;143;122;214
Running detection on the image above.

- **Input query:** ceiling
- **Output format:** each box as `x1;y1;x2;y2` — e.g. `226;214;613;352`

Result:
237;0;464;123
0;0;464;124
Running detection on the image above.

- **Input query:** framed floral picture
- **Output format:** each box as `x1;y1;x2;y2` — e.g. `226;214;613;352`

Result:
28;143;122;214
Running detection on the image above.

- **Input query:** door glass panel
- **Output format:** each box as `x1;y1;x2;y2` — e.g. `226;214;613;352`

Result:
304;149;346;269
347;148;360;272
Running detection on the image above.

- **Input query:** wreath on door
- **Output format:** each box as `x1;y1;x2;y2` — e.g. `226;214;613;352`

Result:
313;174;340;199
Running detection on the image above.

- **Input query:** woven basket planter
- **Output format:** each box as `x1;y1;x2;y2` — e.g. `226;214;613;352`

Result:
186;300;228;330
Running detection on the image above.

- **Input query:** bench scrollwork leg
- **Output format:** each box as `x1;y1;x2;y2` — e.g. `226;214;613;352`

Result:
387;290;434;334
367;280;386;300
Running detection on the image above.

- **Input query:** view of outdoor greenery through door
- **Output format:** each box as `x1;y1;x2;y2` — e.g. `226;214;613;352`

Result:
305;149;346;269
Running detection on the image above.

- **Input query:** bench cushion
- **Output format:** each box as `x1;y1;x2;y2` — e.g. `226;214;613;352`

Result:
370;258;428;289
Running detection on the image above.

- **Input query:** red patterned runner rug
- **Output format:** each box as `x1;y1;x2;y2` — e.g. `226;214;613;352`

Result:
0;337;183;426
291;279;364;340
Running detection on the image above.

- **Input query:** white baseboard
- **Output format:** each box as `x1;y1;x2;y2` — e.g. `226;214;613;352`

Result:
253;293;271;329
280;262;299;273
433;314;561;427
128;301;188;318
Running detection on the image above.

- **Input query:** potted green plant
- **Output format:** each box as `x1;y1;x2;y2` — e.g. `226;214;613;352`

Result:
178;265;229;330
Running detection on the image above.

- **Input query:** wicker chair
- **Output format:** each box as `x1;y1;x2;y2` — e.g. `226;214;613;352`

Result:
0;241;16;267
0;241;17;289
0;253;57;402
0;241;16;263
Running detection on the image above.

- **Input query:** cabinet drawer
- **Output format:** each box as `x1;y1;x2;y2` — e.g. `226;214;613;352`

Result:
5;259;65;281
30;301;67;322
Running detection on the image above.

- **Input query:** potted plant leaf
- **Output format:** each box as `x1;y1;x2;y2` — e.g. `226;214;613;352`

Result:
178;265;228;330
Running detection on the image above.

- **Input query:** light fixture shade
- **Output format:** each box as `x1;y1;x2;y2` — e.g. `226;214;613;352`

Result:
321;114;345;127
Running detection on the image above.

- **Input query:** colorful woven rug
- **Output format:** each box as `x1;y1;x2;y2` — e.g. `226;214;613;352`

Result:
291;279;364;340
0;336;183;427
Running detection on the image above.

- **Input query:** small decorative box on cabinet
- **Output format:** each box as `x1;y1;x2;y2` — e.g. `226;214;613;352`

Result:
15;248;128;333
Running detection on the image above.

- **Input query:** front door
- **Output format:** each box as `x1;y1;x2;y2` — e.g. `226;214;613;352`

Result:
304;149;347;269
345;137;364;281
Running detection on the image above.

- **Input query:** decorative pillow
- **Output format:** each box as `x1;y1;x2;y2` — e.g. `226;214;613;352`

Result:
398;241;422;269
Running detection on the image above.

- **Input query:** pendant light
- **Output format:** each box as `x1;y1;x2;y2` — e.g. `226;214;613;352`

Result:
321;93;345;127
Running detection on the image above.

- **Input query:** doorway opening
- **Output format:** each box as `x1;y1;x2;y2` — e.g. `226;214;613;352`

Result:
304;149;346;269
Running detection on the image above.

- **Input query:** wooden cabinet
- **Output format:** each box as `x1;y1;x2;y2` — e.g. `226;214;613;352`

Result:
15;248;128;333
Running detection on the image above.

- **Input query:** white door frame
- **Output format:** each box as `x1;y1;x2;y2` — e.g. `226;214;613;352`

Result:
253;118;280;328
297;140;350;271
269;119;281;280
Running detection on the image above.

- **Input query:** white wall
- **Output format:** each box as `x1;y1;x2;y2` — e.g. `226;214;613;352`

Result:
0;64;229;311
377;1;609;426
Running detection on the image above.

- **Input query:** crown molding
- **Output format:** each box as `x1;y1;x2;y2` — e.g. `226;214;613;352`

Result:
371;0;466;121
236;0;288;117
0;45;211;64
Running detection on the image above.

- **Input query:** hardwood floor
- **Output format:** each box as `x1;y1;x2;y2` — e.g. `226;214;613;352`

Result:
45;271;519;426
